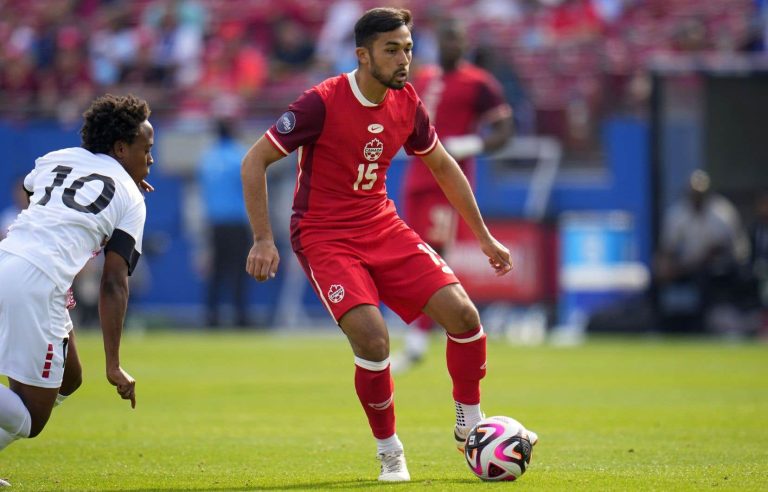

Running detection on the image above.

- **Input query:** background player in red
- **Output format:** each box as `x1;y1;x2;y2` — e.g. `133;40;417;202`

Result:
393;18;514;373
241;7;533;482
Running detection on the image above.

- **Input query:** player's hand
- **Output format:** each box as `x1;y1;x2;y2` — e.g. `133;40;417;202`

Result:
140;180;154;193
246;239;280;281
480;236;513;276
107;366;136;408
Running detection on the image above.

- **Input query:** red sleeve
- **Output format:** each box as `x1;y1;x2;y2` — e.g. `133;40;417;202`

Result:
264;89;326;155
475;74;512;123
404;99;438;156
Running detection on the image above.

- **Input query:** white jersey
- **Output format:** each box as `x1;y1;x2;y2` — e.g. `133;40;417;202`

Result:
0;147;146;291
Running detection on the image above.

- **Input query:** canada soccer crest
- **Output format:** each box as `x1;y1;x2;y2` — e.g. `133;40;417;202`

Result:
328;284;345;303
364;138;384;162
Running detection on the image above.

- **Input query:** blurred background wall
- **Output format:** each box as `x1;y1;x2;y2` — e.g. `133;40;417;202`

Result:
1;0;765;337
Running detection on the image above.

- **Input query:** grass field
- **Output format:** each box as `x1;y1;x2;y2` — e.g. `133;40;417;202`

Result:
2;330;767;491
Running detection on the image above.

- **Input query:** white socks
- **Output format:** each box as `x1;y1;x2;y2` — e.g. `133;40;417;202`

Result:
0;384;31;450
376;433;403;455
455;401;482;429
54;393;68;407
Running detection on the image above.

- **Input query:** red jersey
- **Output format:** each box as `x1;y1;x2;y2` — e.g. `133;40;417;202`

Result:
265;71;438;250
403;62;511;194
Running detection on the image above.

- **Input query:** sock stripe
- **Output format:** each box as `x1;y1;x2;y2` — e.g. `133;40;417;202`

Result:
447;326;484;344
354;356;390;371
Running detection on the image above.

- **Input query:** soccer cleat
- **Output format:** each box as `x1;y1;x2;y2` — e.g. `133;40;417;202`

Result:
0;477;10;487
454;425;470;452
377;449;410;482
526;429;539;447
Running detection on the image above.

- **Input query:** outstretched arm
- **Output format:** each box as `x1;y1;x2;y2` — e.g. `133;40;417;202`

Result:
99;250;136;408
241;135;286;281
419;143;512;276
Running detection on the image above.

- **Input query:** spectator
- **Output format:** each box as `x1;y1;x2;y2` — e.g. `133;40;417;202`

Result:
198;118;251;328
270;17;315;80
654;170;749;333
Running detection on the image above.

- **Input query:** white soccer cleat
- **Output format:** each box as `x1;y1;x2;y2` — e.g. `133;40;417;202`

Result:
377;449;410;482
454;425;470;453
526;429;539;446
0;477;10;487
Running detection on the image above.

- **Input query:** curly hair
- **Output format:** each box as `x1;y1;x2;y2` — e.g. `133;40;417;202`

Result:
80;94;151;154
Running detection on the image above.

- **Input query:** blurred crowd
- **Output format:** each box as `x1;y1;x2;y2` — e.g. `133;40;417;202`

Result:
0;0;763;152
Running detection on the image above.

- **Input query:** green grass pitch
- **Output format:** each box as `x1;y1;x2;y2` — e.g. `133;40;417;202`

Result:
2;330;767;491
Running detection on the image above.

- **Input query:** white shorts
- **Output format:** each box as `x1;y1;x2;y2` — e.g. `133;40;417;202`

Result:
0;252;72;389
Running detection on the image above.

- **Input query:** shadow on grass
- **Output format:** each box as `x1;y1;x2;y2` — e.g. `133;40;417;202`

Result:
118;477;475;491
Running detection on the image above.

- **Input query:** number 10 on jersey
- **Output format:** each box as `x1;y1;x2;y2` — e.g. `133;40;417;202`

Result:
353;163;379;191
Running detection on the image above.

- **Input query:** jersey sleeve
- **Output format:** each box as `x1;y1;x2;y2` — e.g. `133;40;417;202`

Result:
105;202;146;275
23;169;39;195
404;99;438;156
476;74;512;123
264;90;326;156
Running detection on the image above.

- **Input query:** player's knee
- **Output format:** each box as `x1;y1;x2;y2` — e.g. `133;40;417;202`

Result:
454;302;481;333
358;335;390;361
27;419;47;439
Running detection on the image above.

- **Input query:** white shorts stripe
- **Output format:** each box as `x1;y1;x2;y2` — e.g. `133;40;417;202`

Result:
354;356;390;371
446;326;485;344
307;263;337;323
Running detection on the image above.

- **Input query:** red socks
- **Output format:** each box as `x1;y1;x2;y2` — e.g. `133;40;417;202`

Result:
446;326;486;404
354;358;396;439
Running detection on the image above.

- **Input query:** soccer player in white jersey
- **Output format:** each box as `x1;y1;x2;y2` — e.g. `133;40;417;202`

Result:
0;94;154;486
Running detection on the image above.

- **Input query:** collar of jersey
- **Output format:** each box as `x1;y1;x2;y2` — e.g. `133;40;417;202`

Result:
346;70;381;108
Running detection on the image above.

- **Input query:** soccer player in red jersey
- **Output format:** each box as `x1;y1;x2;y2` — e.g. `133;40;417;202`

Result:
241;8;533;482
393;18;514;373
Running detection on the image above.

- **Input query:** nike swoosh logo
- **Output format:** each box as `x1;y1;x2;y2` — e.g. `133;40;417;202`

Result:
368;123;384;134
368;395;393;411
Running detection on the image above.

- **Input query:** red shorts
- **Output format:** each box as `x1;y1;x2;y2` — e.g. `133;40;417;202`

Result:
402;189;472;251
293;218;459;324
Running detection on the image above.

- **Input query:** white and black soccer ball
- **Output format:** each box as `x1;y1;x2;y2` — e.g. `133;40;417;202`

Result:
464;416;533;481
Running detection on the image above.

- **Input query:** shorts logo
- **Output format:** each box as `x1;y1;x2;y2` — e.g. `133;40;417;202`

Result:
364;138;383;161
367;123;384;134
41;343;54;378
276;111;296;134
328;284;345;303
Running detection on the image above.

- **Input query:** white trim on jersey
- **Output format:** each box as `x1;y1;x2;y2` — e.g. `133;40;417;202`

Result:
413;132;439;156
346;70;380;107
265;129;290;156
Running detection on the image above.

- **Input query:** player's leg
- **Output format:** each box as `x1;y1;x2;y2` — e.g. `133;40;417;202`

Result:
422;283;487;449
393;197;455;372
5;380;58;438
0;252;72;450
338;305;409;482
293;241;409;481
56;327;82;406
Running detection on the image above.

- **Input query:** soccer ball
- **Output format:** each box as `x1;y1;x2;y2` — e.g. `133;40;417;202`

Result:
464;416;533;481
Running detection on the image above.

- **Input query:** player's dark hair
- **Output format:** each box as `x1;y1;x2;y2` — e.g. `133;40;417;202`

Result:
354;7;412;48
80;94;151;154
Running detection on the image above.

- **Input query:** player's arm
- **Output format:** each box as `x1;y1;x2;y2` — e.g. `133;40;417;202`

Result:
99;249;136;408
420;143;512;276
241;135;285;281
443;115;513;161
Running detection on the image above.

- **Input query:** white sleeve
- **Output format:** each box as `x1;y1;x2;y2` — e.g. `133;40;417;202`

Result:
23;169;39;193
105;201;146;275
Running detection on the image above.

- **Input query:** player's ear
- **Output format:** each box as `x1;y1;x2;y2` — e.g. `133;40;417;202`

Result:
112;140;127;161
355;46;369;66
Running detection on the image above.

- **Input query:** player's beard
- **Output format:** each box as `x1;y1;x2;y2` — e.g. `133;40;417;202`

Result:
370;54;408;90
